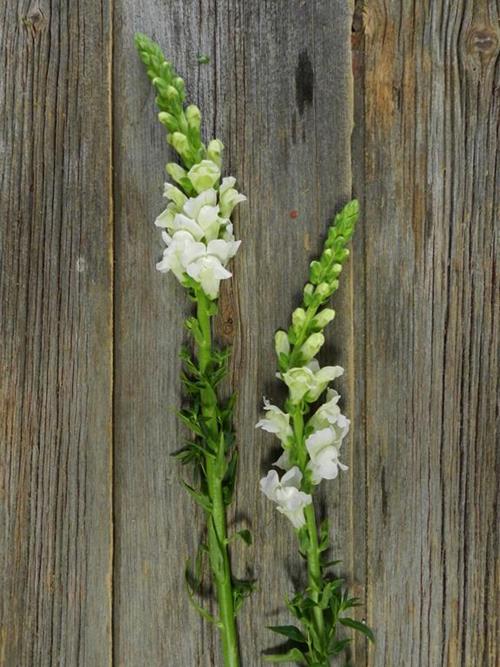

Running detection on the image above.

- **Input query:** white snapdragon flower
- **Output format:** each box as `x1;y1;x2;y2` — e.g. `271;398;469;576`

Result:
260;467;312;529
255;397;293;445
185;238;241;299
305;427;348;484
282;360;344;403
219;177;247;217
155;179;244;244
157;232;240;299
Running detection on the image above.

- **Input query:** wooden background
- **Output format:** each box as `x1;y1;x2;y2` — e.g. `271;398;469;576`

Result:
1;1;498;665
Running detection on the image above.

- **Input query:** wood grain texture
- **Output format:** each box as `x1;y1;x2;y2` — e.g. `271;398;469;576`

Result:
352;0;499;665
2;0;498;665
0;2;113;666
112;1;356;665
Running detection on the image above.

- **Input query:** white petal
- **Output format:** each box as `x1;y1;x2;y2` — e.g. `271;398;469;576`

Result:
260;470;279;501
219;176;236;194
281;466;303;490
183;189;217;218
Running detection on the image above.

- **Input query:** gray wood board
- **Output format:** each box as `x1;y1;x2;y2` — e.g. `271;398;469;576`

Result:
0;2;113;666
352;0;499;665
112;0;356;665
1;0;498;665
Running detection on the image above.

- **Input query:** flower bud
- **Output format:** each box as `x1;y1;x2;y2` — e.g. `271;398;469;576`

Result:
158;112;178;132
314;282;331;299
187;159;221;193
274;330;290;357
168;132;190;156
165;85;180;103
163;183;187;209
166;162;188;184
219;187;246;218
303;283;314;306
292;308;306;332
300;333;325;362
312;308;335;329
185;104;201;130
309;260;322;284
172;76;185;97
207;139;224;166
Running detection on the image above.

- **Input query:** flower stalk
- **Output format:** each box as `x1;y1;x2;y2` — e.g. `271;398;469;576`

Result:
135;34;252;666
258;200;374;665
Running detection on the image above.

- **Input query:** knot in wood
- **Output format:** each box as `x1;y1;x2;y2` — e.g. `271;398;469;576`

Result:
22;5;47;37
466;26;499;65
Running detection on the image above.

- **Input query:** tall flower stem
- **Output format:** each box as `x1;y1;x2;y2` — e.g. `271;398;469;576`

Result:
196;289;240;667
304;505;326;646
292;409;326;652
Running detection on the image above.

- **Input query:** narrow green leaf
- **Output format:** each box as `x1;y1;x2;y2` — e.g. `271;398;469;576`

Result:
233;529;252;545
263;648;307;664
268;625;308;644
181;481;213;512
339;617;375;643
184;560;221;627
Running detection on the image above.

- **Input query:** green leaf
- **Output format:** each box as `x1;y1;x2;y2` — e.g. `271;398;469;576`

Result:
222;449;238;506
181;481;213;512
339;617;375;643
268;625;308;644
233;529;252;545
263;648;307;664
233;578;256;613
329;637;351;655
184;560;221;627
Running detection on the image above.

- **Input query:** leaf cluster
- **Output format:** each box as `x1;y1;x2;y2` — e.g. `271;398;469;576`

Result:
265;561;373;666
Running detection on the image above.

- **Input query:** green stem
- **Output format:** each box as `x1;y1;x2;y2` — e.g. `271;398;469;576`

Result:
304;504;325;642
292;409;326;651
196;290;240;667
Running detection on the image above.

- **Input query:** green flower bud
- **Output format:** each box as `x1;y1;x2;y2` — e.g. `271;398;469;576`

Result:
172;76;185;97
187;159;221;193
166;85;180;103
207;139;224;167
300;332;325;362
164;183;187;209
185;104;201;130
274;330;290;357
314;282;331;300
166;162;188;184
303;283;314;306
158;112;178;132
311;308;335;329
219;187;246;218
309;260;323;284
168;132;190;156
292;307;306;332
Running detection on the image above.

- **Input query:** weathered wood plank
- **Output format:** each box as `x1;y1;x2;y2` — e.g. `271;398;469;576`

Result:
353;0;499;664
0;2;113;665
112;1;356;664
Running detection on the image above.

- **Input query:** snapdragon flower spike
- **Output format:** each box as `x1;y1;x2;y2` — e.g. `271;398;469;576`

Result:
258;200;374;665
136;34;251;667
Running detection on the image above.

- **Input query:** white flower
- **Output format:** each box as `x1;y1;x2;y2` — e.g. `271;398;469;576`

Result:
185;238;241;299
305;427;348;484
308;388;344;430
282;360;344;403
156;232;240;299
219;177;247;217
260;467;312;529
156;230;198;280
255;398;293;445
156;188;222;241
